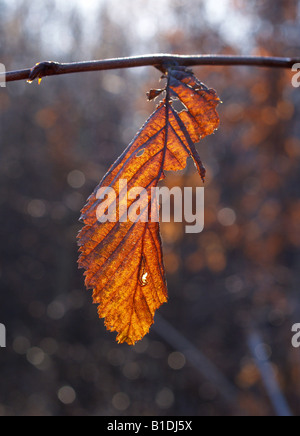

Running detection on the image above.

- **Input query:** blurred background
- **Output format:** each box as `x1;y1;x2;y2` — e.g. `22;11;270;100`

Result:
0;0;300;417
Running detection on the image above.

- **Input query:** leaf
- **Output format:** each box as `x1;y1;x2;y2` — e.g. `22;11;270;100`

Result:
77;66;220;345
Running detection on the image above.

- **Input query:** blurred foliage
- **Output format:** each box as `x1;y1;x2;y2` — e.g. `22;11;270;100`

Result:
0;0;300;416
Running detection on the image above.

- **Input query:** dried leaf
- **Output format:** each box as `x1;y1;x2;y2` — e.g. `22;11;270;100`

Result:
147;88;164;101
78;66;220;345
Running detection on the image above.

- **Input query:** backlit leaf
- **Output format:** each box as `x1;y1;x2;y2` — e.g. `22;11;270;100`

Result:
78;66;220;345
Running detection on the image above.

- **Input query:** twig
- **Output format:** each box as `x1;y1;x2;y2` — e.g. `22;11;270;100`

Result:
153;314;240;408
2;54;300;83
248;330;293;417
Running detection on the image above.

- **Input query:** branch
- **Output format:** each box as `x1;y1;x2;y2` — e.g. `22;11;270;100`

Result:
2;54;300;83
153;314;239;407
247;330;293;417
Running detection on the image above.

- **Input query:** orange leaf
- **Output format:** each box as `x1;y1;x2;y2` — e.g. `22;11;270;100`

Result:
78;66;220;345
